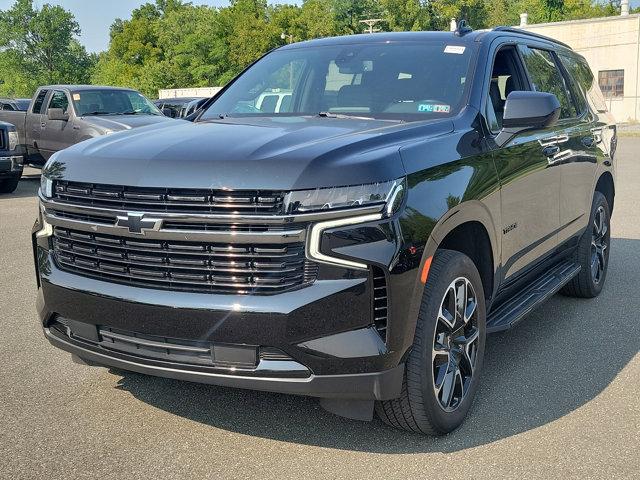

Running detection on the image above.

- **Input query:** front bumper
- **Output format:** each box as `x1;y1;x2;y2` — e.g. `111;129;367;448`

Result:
0;153;23;178
35;247;407;400
44;324;404;399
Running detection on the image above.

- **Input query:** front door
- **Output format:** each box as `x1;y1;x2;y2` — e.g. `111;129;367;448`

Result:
485;44;561;281
39;90;74;159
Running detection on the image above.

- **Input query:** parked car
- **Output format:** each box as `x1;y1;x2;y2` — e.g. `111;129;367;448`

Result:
34;27;616;435
0;120;25;193
0;85;176;167
154;97;207;118
0;98;31;112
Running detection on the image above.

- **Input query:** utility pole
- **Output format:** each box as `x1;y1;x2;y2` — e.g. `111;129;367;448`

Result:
359;19;383;34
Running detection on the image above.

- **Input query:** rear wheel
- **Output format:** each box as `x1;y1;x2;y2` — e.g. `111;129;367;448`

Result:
0;173;21;194
561;191;611;298
376;249;486;435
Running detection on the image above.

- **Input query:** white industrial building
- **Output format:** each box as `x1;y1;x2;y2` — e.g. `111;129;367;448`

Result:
520;0;639;122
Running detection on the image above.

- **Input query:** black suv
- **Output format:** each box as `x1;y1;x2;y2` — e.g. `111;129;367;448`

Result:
33;27;616;435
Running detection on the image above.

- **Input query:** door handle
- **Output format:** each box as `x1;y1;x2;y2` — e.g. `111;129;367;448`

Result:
542;145;560;157
539;134;569;146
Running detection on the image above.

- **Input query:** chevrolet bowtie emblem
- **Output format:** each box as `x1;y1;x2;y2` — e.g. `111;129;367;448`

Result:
115;213;162;235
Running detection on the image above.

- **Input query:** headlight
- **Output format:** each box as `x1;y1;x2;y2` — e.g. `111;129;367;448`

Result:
301;178;406;270
40;174;53;198
8;130;19;150
284;178;405;214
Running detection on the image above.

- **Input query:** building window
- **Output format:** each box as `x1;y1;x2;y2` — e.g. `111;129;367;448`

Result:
598;70;624;98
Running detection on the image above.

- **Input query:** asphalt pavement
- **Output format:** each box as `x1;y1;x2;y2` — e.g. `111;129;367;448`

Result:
1;140;639;479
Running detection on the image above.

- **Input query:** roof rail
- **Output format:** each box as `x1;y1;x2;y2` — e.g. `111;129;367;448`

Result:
493;26;571;49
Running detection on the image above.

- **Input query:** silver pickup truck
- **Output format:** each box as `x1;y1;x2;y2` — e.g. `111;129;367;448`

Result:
0;85;176;167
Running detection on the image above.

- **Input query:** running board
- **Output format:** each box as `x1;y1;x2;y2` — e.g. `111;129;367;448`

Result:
487;260;581;333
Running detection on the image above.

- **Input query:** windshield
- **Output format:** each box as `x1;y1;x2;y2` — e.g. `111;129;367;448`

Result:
72;89;161;116
200;42;474;121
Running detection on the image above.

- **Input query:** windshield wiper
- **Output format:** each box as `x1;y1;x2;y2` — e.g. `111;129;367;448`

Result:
119;110;156;115
317;111;376;120
82;111;113;116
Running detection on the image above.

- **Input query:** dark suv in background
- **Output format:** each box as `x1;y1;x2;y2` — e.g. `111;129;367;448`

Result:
33;27;616;435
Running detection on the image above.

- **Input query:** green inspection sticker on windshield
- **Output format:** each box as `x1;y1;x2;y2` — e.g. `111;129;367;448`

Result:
418;103;450;113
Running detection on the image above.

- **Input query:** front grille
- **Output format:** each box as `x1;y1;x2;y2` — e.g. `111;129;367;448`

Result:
53;181;286;215
0;131;5;150
52;227;315;294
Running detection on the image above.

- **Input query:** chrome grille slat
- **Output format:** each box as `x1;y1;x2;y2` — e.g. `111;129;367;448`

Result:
54;181;285;215
53;227;314;294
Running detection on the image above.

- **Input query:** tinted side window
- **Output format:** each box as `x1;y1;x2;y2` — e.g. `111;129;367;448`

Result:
557;53;588;115
32;90;49;114
48;91;69;113
519;46;576;119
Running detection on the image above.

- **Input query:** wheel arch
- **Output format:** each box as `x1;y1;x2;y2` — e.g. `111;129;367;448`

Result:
411;200;501;320
595;171;615;214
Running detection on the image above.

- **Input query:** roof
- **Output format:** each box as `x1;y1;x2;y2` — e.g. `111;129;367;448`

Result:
280;30;487;49
40;85;138;92
279;27;572;51
156;97;205;103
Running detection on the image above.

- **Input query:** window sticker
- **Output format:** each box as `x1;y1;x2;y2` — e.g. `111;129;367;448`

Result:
444;45;466;55
72;93;81;101
418;103;451;113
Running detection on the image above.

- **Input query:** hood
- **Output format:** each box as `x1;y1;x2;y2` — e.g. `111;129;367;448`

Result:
81;114;177;132
47;116;454;191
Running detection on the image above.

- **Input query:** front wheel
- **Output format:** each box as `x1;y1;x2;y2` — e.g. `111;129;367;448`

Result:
376;249;486;435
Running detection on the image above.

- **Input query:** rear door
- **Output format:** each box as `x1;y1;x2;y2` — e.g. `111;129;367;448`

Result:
554;51;604;246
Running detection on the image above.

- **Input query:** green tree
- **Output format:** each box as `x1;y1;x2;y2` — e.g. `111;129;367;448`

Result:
0;0;95;97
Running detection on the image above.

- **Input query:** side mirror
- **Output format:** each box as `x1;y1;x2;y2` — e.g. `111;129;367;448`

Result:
47;108;69;121
161;107;175;118
496;91;560;146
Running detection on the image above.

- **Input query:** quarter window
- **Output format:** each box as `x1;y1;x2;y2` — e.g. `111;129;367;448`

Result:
519;46;576;119
598;69;624;98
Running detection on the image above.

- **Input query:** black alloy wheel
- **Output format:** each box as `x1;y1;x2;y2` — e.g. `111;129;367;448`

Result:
433;277;480;412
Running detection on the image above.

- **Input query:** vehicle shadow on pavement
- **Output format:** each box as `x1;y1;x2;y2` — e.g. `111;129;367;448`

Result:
0;173;40;201
114;237;640;453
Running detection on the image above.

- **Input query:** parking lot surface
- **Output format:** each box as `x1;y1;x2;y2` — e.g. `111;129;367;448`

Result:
1;140;639;480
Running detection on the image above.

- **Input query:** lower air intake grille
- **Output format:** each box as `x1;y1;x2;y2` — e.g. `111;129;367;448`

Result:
52;227;316;294
372;266;388;341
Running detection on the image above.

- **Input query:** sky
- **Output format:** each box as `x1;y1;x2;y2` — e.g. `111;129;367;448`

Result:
0;0;298;53
0;0;638;53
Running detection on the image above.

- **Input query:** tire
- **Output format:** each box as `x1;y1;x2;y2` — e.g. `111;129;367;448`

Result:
0;173;21;194
376;249;486;435
560;191;611;298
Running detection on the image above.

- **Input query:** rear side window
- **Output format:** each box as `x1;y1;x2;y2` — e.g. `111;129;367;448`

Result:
519;46;576;119
32;89;48;114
